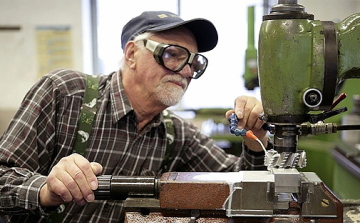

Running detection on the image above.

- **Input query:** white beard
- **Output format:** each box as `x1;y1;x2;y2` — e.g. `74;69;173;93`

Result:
155;76;188;107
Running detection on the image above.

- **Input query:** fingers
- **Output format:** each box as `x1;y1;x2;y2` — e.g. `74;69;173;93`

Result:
90;162;103;176
41;176;70;207
225;96;269;152
52;167;88;206
225;109;235;119
43;154;103;207
69;158;96;203
230;96;264;130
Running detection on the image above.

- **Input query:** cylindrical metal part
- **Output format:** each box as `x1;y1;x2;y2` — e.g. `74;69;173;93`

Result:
111;176;156;198
279;0;297;4
271;0;305;14
300;123;337;136
94;175;157;200
95;175;112;199
273;125;300;153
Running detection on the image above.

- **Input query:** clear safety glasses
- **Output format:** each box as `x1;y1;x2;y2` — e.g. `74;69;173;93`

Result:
143;39;208;79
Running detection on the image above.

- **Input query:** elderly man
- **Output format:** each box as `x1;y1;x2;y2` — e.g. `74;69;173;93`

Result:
0;11;268;222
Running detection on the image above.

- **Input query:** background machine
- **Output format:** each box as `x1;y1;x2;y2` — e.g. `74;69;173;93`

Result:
94;0;360;222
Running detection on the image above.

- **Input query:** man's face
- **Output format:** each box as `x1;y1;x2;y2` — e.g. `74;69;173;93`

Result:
134;27;198;107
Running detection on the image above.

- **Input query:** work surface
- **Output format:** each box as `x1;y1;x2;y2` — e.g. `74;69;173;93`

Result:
343;200;360;222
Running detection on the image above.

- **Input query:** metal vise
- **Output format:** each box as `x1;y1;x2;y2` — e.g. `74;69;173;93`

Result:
94;171;342;222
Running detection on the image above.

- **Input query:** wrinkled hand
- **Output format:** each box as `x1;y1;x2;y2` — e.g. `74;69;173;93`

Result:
225;96;268;152
40;153;103;207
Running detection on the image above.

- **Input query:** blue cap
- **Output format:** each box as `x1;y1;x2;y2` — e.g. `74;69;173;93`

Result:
121;11;218;53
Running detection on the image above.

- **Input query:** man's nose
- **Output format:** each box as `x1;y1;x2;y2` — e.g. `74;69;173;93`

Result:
178;64;192;79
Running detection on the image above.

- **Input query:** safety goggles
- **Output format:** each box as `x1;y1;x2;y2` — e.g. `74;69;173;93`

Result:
143;39;208;79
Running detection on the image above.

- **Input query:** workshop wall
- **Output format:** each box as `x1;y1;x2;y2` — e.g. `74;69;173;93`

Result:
0;0;83;133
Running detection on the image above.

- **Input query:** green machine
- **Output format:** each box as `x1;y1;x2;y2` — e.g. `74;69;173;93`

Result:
259;0;360;148
258;0;360;221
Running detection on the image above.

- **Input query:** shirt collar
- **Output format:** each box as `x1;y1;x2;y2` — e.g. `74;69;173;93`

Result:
109;70;164;128
110;70;134;123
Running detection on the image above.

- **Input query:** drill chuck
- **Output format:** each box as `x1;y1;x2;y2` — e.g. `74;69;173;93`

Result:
94;175;158;200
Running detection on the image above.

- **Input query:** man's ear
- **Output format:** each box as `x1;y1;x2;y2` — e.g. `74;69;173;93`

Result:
124;41;136;69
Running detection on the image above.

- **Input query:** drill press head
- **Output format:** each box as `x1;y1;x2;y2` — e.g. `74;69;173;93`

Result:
258;0;360;153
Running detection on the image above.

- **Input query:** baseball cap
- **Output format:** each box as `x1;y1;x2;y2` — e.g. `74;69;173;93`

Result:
121;11;218;53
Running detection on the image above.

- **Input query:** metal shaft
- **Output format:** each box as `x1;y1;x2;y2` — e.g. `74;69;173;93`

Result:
273;125;300;153
94;175;158;200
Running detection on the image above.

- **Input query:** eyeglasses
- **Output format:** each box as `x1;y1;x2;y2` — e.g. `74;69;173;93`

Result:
143;39;208;79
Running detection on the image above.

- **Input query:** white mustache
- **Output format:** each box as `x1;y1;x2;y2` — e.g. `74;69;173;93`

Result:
162;75;188;89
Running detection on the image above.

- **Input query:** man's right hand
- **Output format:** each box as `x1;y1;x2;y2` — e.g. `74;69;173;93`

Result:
226;96;268;152
40;153;103;207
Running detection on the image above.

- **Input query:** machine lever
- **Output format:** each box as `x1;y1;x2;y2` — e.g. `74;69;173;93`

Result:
307;107;347;124
328;92;347;111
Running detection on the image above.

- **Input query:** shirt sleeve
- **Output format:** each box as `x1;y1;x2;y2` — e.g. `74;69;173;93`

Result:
167;115;269;172
0;75;60;215
238;141;271;170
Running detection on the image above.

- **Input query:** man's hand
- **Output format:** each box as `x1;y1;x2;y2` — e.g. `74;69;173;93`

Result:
226;96;268;152
40;153;103;207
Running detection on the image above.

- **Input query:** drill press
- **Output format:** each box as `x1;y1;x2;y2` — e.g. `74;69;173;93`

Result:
258;0;360;154
93;1;360;222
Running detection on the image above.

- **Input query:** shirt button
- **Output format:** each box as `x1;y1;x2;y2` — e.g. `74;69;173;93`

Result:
104;203;109;209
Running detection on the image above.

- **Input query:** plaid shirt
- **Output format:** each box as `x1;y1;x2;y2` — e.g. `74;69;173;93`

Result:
0;69;266;222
